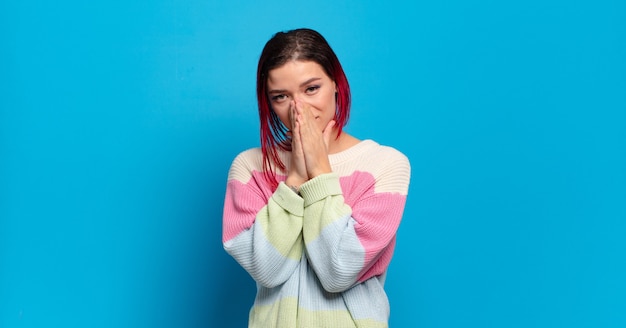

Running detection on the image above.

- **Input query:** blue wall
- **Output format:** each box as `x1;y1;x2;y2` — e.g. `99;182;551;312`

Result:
1;0;625;327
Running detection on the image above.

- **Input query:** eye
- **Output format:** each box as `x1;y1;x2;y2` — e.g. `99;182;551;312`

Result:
270;94;288;102
305;85;320;94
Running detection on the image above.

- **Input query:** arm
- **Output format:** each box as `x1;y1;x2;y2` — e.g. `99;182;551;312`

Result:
222;156;305;288
301;154;410;293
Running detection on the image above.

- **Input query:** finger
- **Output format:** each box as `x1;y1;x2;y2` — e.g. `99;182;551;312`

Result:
292;120;300;149
294;97;313;121
291;105;303;146
290;120;301;158
293;98;302;115
288;100;294;126
322;120;336;147
295;99;317;135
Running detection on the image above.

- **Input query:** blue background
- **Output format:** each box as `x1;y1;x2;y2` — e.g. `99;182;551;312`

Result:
1;0;625;327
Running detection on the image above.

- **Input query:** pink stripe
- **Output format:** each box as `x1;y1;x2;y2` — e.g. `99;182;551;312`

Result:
223;169;406;281
340;172;407;281
222;171;279;242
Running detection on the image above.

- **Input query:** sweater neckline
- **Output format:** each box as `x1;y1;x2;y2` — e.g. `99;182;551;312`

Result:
274;139;378;171
329;139;377;164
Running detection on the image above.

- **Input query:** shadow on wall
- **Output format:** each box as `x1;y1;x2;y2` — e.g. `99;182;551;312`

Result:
211;252;256;327
187;130;256;328
123;118;259;327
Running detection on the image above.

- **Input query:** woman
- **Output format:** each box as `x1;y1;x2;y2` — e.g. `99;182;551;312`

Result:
222;28;411;327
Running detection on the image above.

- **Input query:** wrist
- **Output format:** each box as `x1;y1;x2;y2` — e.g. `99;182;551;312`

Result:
286;175;306;189
309;166;332;179
287;184;300;195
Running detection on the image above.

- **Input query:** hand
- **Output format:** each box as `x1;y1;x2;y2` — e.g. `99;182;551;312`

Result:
286;100;308;188
293;98;335;179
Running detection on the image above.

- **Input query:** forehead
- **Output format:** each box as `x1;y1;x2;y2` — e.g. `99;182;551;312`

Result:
267;60;330;87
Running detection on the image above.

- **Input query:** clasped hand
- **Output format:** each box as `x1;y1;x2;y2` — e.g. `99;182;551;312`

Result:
286;98;336;189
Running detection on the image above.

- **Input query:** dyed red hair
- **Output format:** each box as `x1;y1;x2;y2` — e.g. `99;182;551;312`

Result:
256;28;351;189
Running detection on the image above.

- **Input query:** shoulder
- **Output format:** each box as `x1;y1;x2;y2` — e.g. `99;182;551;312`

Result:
362;140;411;170
232;147;263;165
362;140;411;194
332;139;410;175
378;143;410;164
331;139;410;194
228;147;264;182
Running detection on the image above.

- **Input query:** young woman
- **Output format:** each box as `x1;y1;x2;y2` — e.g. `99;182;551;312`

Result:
222;28;411;328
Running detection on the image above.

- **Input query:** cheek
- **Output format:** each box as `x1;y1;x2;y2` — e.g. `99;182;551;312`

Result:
312;91;336;114
315;98;337;129
321;94;337;117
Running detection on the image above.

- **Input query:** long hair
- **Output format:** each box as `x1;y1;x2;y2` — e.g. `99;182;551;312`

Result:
256;28;351;189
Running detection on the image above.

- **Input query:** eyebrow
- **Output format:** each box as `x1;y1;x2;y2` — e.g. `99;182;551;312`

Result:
268;77;322;94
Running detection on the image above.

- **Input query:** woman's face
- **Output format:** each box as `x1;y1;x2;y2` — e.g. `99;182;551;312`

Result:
266;60;337;132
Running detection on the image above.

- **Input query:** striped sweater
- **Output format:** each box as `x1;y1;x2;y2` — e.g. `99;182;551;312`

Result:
222;139;411;327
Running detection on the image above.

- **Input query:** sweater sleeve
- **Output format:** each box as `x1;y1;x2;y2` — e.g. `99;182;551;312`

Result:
300;151;410;293
222;153;305;288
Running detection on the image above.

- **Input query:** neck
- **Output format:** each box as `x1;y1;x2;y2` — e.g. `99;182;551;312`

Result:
328;131;359;154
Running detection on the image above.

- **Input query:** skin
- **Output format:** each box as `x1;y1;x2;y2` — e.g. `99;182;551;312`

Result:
267;60;359;189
